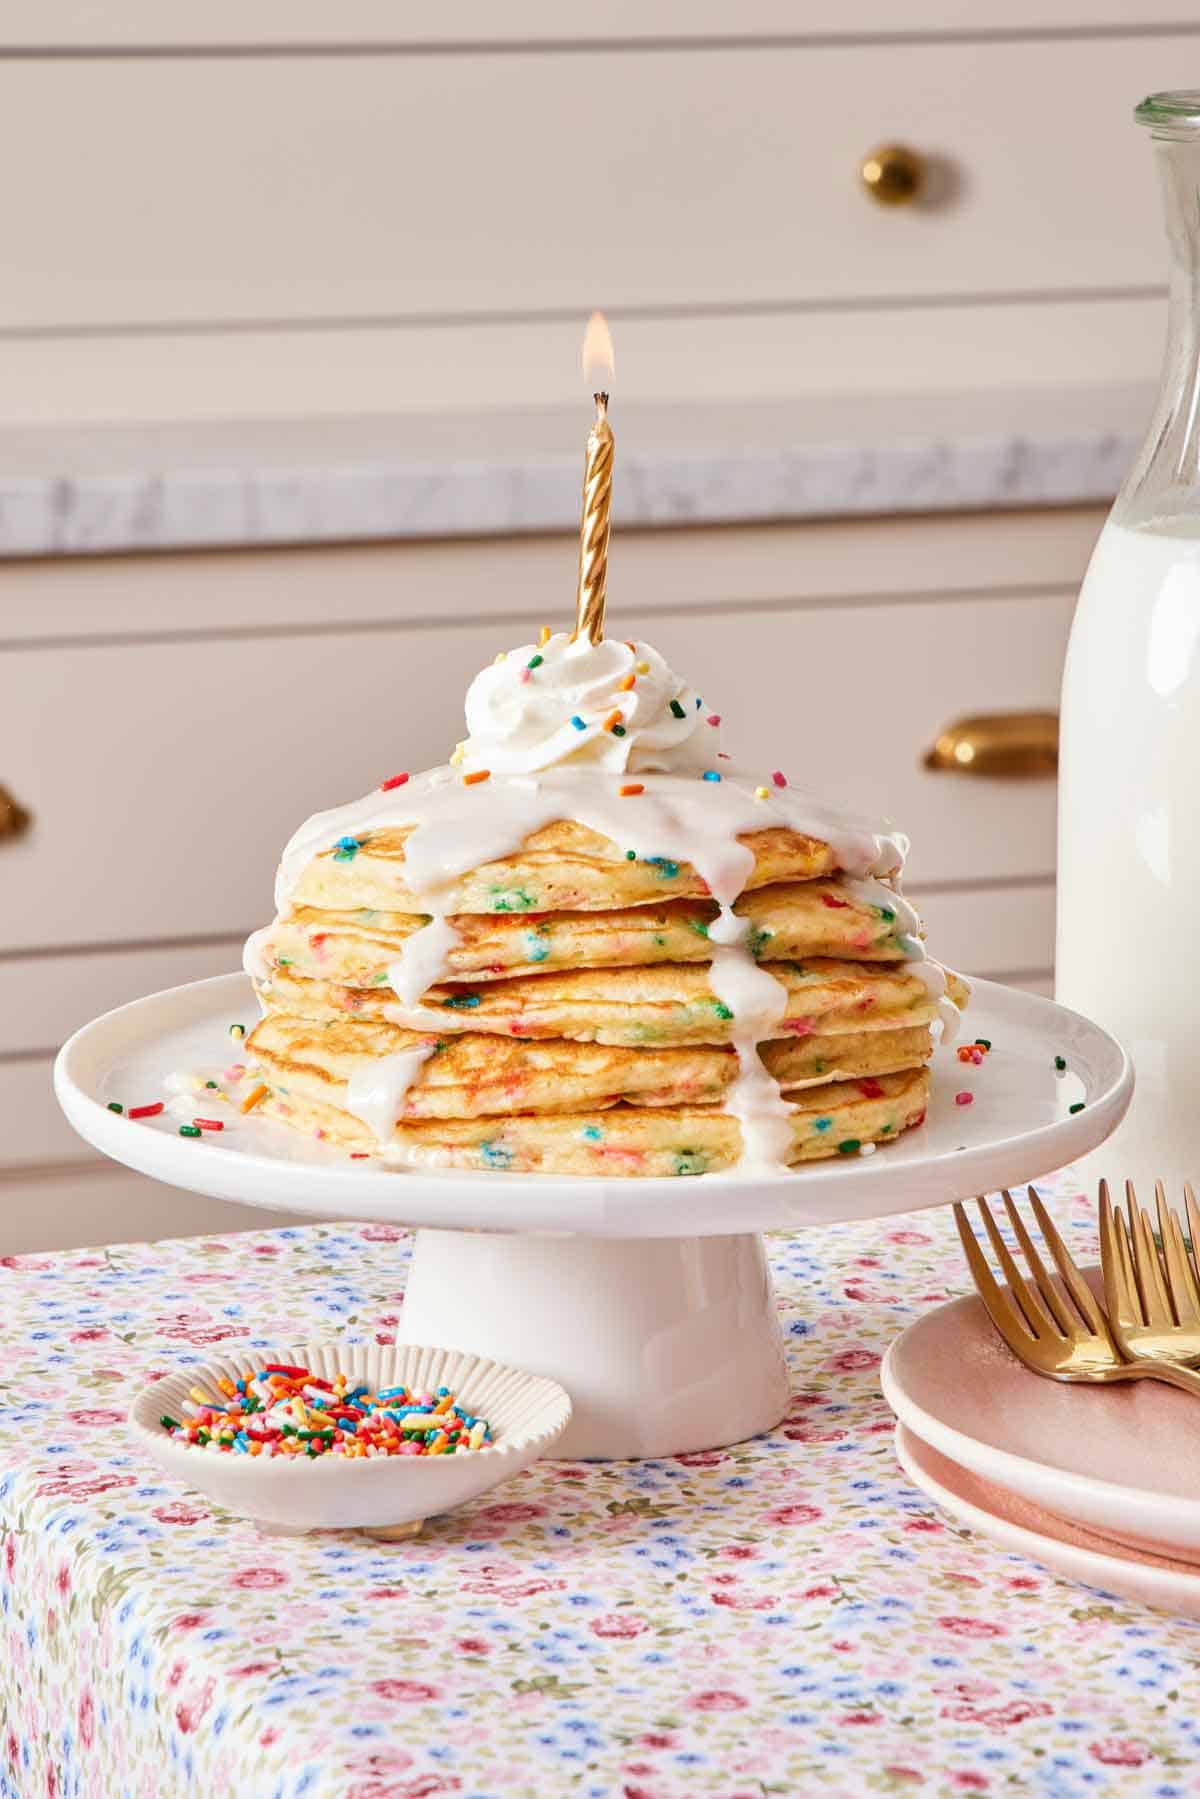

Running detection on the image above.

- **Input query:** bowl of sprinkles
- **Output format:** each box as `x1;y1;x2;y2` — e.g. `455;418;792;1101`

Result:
130;1342;571;1535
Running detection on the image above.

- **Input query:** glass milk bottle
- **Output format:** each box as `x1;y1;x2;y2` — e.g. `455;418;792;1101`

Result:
1058;92;1200;1193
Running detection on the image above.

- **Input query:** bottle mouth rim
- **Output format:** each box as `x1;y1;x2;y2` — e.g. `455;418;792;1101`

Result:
1136;90;1200;138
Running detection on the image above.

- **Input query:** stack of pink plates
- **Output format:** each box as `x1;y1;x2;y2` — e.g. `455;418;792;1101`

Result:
881;1278;1200;1617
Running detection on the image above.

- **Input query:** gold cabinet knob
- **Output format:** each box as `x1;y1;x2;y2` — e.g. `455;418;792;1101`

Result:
860;143;926;207
923;712;1059;778
0;783;32;841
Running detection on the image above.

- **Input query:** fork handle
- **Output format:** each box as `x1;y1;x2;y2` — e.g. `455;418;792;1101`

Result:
1116;1360;1200;1399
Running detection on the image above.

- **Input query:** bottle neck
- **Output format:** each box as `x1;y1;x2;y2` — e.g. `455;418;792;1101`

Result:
1117;134;1200;529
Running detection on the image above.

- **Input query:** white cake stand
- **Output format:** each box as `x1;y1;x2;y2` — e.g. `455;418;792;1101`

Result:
55;973;1130;1459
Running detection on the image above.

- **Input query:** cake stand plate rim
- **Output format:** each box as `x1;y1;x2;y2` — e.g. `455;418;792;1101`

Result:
53;971;1131;1237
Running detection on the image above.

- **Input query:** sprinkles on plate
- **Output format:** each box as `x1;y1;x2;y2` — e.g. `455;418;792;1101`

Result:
160;1367;493;1459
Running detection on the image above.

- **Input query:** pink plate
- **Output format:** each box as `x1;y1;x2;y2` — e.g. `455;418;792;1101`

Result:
896;1426;1200;1620
882;1275;1200;1557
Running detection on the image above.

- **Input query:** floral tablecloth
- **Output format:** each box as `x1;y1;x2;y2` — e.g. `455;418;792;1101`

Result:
2;1180;1198;1799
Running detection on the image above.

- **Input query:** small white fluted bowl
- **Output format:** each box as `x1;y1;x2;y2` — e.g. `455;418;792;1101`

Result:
129;1341;572;1535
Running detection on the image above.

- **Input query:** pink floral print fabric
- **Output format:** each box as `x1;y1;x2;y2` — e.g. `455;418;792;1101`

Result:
1;1176;1196;1797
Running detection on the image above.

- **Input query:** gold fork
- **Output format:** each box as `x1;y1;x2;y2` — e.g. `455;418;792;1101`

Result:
1099;1178;1200;1369
953;1189;1200;1397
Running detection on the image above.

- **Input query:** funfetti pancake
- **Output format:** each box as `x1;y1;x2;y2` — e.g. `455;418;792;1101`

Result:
237;627;965;1175
249;1064;932;1176
255;957;965;1049
244;1010;936;1131
259;876;922;995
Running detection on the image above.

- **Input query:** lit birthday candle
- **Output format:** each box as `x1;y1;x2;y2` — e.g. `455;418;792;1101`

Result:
573;311;615;645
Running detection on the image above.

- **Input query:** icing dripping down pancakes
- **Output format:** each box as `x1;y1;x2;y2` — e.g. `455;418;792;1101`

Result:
239;629;967;1174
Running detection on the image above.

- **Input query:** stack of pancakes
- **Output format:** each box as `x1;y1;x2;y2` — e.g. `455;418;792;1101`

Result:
245;816;967;1176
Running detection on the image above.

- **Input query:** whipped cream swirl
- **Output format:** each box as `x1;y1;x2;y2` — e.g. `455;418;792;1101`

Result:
255;623;928;1170
461;632;715;775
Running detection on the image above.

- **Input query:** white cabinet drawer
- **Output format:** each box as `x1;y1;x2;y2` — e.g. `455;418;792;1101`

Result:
2;590;1068;954
0;510;1101;647
1;1058;86;1170
0;939;241;1058
664;594;1070;889
911;881;1054;984
1;941;244;1168
0;1163;303;1257
0;35;1174;334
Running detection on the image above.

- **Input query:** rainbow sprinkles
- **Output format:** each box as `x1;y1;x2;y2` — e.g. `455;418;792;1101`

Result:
160;1363;493;1459
228;627;967;1177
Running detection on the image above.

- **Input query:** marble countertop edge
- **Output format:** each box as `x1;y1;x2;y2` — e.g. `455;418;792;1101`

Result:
0;387;1151;557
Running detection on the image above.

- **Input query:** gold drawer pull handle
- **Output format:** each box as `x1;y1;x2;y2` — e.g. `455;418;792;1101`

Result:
859;142;927;207
923;712;1059;778
0;784;32;841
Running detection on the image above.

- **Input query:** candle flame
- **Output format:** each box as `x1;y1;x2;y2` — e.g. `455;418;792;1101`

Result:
582;311;614;397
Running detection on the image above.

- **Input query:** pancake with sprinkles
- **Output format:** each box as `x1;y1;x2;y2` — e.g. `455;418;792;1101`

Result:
218;628;968;1173
245;1065;932;1176
253;958;965;1048
259;877;919;992
244;1009;939;1128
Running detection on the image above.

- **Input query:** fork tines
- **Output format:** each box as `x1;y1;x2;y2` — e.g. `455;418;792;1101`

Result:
953;1188;1108;1347
1099;1178;1200;1329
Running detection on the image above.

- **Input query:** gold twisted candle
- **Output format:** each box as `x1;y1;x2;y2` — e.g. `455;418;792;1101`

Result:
574;312;615;644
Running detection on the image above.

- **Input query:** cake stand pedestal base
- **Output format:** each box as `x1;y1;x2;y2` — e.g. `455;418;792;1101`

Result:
400;1228;790;1459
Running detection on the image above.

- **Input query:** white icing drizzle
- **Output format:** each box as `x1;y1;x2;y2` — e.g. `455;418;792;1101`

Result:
832;878;961;1037
900;944;962;1045
836;876;922;943
254;632;926;1175
388;913;462;1007
707;907;796;1172
242;924;276;983
345;1042;437;1144
272;764;904;918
